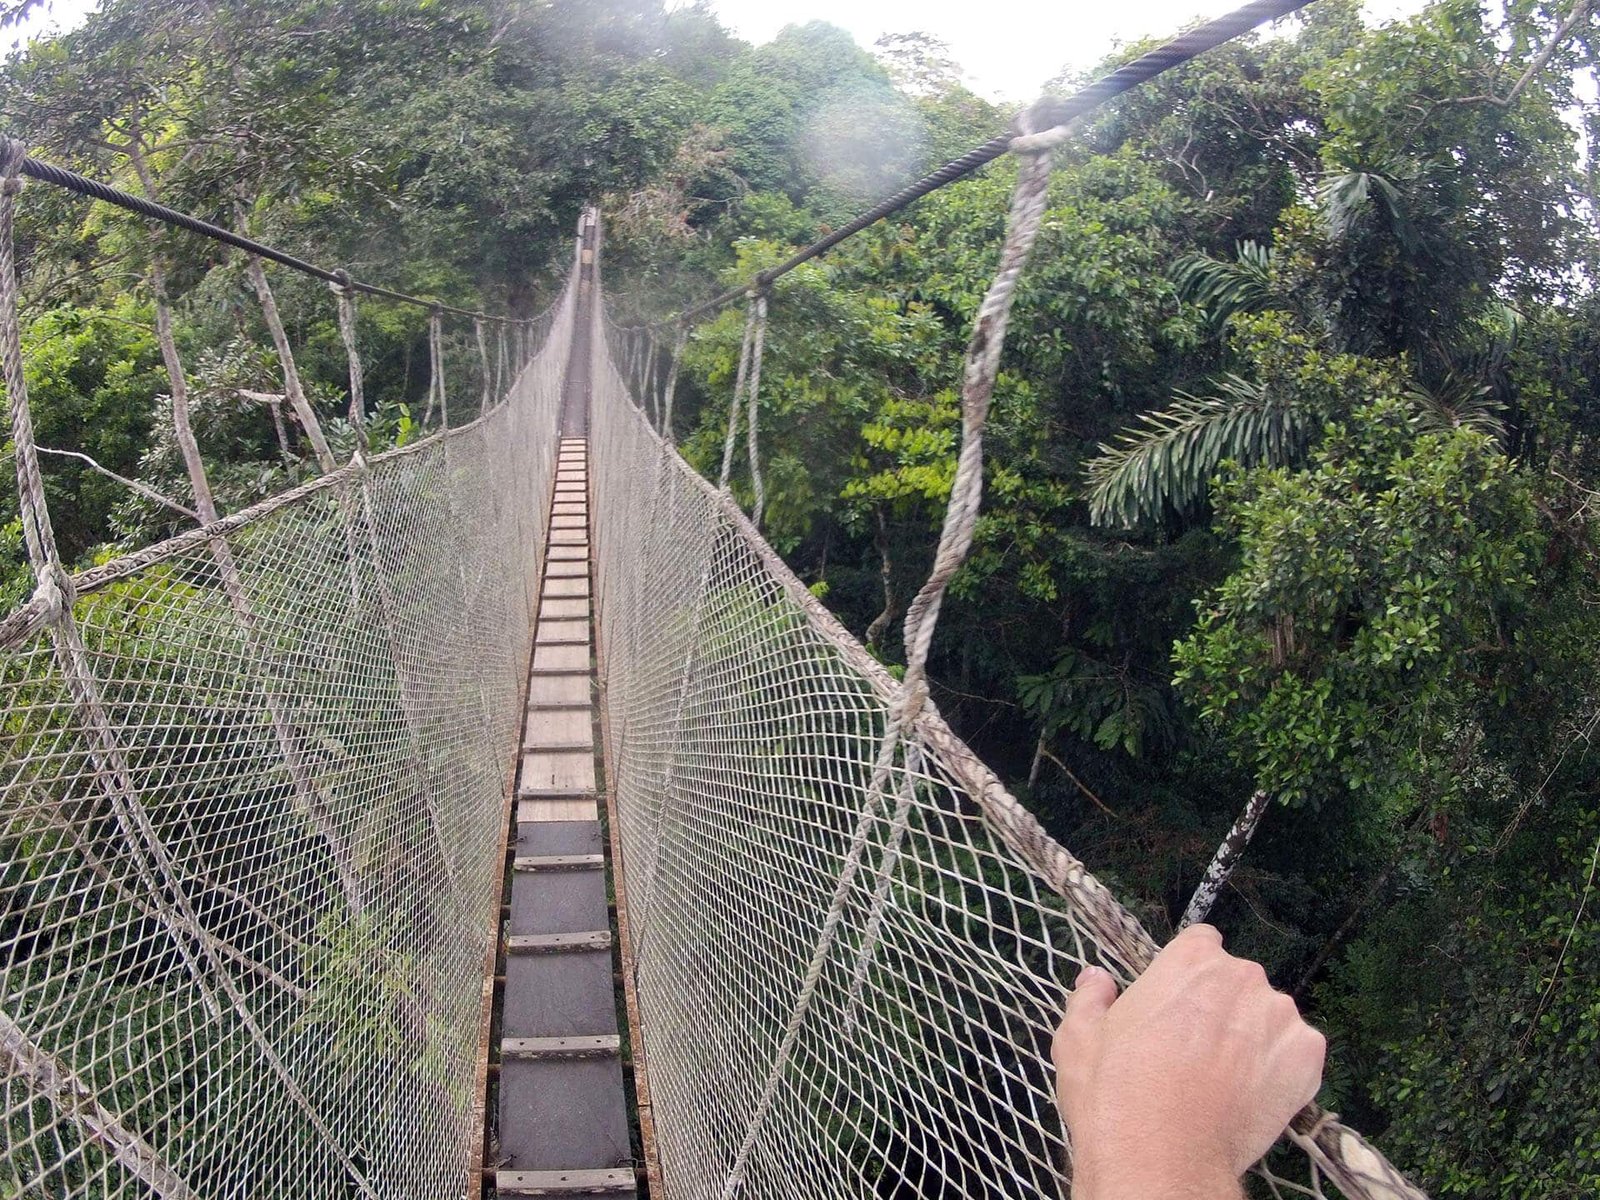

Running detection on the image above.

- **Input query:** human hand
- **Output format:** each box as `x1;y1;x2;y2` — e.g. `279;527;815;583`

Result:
1051;924;1326;1199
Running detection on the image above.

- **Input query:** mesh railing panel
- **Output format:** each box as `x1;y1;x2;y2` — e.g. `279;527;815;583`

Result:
0;276;573;1200
587;287;1375;1200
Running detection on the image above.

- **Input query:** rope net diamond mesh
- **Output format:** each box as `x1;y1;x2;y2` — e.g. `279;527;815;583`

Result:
0;275;575;1199
586;279;1418;1200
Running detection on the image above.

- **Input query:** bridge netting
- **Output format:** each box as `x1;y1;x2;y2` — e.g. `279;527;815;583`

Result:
586;266;1421;1200
0;269;574;1197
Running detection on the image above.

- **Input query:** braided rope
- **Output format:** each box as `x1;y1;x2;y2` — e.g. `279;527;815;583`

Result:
425;309;445;429
332;274;366;433
745;293;769;529
475;318;490;415
718;297;759;489
661;326;686;445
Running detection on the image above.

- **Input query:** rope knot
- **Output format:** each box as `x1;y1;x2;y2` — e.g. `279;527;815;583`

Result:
1;138;27;194
31;567;69;626
330;268;353;293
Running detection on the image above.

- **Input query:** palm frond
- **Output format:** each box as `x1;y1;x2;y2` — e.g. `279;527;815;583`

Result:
1408;375;1506;438
1085;375;1314;529
1317;169;1417;251
1171;240;1276;327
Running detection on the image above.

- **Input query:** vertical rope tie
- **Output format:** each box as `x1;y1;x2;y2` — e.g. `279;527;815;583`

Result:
496;323;508;400
661;326;686;446
475;318;490;415
718;295;760;490
331;272;366;445
745;292;769;529
643;337;659;429
427;308;447;431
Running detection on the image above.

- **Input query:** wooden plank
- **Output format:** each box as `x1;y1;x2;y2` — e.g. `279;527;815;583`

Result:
518;794;598;821
507;930;612;953
542;577;590;598
528;681;592;710
513;854;604;872
548;545;589;561
503;949;616;1039
550;529;588;545
522;748;595;792
536;620;590;645
546;559;588;577
527;675;590;706
552;502;588;516
503;1035;619;1060
550;514;587;529
522;746;594;790
532;643;589;672
539;598;590;620
495;1167;633;1195
524;708;592;748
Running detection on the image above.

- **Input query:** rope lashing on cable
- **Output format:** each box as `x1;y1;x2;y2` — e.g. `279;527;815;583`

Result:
716;290;769;527
426;308;447;430
642;337;658;428
497;323;509;399
661;326;686;444
475;318;491;415
718;295;760;489
331;271;366;437
744;292;769;529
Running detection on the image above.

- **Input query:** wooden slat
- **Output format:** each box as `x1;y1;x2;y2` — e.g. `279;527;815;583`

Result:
513;854;604;872
532;643;588;672
495;1168;633;1196
518;794;598;821
542;577;590;598
525;708;591;747
502;1035;619;1059
522;749;595;792
536;620;590;645
507;930;612;953
551;514;587;529
527;674;590;707
546;560;588;577
539;597;590;620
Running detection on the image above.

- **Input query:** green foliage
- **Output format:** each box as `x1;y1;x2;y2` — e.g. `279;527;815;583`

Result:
1174;399;1545;808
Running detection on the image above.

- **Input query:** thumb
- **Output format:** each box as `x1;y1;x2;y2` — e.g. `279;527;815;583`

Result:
1053;965;1117;1065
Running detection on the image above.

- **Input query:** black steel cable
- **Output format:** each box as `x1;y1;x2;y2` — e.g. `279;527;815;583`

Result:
651;0;1316;328
12;147;530;324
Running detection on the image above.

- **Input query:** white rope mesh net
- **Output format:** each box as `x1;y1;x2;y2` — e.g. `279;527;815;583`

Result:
0;273;575;1198
586;270;1424;1200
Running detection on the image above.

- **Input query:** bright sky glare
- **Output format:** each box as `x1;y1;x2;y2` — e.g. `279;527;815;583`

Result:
704;0;1431;100
10;0;1433;98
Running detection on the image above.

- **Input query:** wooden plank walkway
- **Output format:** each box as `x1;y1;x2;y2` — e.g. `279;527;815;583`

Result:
494;436;636;1198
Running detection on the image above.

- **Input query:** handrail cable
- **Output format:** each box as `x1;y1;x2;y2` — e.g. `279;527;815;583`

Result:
7;144;534;325
634;0;1316;330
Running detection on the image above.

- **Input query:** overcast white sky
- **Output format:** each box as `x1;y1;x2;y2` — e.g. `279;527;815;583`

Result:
704;0;1431;100
11;0;1432;97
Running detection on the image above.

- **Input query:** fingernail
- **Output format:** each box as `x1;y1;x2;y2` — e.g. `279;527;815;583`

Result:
1074;965;1106;988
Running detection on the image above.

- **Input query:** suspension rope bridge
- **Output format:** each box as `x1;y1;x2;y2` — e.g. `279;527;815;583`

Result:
0;2;1436;1197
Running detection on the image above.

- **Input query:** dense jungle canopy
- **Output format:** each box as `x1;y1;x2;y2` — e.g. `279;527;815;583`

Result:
4;0;1600;1193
